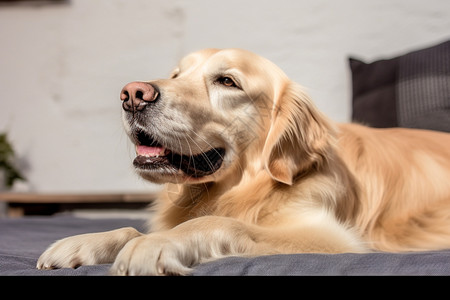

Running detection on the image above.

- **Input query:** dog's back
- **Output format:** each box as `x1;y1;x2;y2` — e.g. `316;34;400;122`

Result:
338;123;450;251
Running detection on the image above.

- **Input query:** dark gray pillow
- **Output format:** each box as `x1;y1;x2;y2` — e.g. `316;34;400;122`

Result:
350;40;450;132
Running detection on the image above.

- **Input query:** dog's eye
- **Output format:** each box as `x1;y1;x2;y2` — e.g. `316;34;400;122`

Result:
217;76;237;88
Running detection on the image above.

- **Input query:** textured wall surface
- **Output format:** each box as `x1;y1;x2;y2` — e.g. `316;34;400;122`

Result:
0;0;449;193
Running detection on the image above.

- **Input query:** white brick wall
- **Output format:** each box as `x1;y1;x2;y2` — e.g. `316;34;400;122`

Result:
1;0;449;193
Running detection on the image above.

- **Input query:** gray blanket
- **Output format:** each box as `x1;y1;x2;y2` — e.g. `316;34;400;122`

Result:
1;215;449;276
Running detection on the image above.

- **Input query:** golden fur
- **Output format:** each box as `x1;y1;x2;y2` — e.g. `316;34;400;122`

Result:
37;48;450;275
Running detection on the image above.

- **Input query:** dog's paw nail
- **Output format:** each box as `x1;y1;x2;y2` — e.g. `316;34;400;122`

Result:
116;262;127;275
157;263;165;275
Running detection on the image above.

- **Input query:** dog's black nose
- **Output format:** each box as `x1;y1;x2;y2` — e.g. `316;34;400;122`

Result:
120;82;159;112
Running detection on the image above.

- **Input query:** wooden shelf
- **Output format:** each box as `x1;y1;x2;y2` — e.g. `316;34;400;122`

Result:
0;192;158;203
0;192;158;217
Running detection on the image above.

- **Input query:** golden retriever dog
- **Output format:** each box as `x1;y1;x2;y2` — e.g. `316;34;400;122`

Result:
37;48;450;275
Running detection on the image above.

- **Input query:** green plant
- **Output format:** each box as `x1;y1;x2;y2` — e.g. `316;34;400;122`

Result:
0;132;25;188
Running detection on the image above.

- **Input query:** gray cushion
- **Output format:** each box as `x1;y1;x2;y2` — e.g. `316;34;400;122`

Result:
1;215;450;275
350;40;450;132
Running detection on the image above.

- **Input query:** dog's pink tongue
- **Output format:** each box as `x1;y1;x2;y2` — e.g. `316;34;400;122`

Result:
136;145;167;157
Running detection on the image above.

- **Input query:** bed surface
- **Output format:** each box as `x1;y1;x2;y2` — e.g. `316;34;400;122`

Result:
2;214;450;276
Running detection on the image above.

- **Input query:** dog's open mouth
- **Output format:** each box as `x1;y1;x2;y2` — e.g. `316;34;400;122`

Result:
133;130;225;178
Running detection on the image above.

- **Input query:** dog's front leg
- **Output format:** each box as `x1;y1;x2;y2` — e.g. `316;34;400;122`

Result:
37;227;143;270
110;213;368;276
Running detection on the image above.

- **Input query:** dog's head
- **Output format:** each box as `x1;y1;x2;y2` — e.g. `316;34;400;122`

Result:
121;48;333;185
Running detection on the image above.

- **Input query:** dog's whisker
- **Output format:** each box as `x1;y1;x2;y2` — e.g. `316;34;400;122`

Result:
185;126;246;177
176;136;184;172
184;133;216;175
188;129;225;160
183;135;197;175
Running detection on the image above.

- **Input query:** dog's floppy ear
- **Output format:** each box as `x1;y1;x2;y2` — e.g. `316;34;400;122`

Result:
262;82;335;185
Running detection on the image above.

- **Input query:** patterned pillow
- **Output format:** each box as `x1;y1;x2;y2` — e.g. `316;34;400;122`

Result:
349;40;450;132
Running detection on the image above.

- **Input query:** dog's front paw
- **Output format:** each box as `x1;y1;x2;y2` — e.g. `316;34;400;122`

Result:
110;234;194;276
37;227;141;270
37;234;101;270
